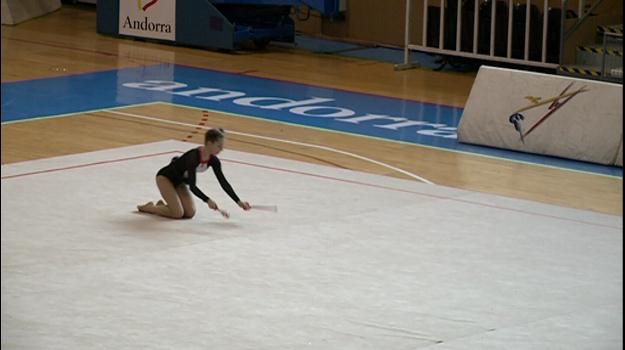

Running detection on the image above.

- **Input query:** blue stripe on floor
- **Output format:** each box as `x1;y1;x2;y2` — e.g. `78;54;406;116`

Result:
1;63;621;177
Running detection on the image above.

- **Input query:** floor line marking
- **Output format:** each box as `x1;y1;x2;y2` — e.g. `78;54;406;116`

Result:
0;101;163;125
2;147;620;230
105;109;435;184
0;151;179;179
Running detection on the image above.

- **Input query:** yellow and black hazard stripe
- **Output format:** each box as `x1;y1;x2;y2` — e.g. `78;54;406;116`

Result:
578;46;623;56
560;66;601;77
597;25;623;35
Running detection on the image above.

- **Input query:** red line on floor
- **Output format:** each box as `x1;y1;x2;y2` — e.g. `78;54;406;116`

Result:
181;110;210;141
2;149;620;230
221;158;621;230
0;151;181;179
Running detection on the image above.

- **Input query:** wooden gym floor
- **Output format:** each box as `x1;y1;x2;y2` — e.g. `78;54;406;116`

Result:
1;5;622;215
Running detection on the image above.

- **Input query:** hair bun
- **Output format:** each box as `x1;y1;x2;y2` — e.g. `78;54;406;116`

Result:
205;128;225;143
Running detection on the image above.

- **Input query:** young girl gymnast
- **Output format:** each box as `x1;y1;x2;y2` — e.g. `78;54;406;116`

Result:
137;128;250;219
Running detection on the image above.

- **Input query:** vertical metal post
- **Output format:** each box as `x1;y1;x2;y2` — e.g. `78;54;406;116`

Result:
439;0;445;49
394;0;420;70
473;0;479;53
490;0;496;56
524;0;530;60
507;0;513;57
559;0;567;67
456;0;462;51
579;0;585;17
542;0;548;62
403;0;411;64
601;32;607;78
423;0;429;46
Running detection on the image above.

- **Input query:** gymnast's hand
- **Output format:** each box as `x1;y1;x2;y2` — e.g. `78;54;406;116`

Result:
207;199;218;210
238;201;251;211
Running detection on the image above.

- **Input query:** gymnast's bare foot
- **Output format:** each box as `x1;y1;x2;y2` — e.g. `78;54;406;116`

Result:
137;201;154;212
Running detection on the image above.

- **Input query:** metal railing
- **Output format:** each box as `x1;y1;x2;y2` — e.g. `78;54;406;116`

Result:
395;0;567;70
600;31;623;82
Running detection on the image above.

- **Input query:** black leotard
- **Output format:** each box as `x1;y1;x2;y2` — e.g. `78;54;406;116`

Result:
157;147;240;203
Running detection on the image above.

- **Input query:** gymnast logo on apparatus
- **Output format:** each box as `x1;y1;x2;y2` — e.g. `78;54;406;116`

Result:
122;80;458;139
507;82;588;143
